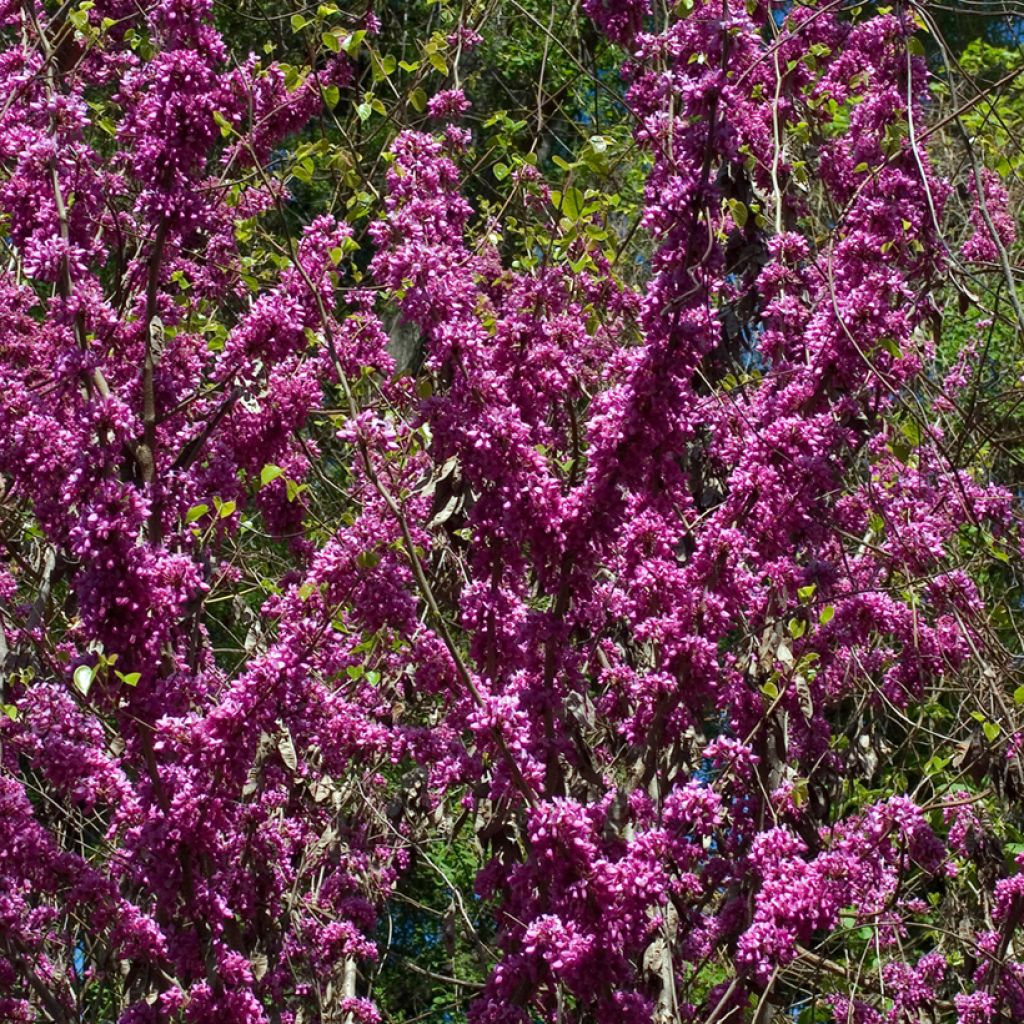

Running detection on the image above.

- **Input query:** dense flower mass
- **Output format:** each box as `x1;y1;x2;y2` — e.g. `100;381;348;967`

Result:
1;1;1023;1022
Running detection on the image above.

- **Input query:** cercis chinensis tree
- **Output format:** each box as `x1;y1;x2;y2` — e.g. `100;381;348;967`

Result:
2;0;1024;1022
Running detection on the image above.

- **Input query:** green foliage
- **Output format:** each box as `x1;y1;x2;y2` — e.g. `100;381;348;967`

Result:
371;825;494;1022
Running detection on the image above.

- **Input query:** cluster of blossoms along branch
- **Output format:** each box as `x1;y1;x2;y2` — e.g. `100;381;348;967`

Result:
0;0;401;1020
1;0;1023;1022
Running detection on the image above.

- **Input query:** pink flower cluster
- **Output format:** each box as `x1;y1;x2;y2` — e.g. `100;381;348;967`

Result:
0;1;1021;1022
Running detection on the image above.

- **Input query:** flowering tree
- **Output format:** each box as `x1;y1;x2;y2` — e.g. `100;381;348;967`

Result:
2;1;1024;1022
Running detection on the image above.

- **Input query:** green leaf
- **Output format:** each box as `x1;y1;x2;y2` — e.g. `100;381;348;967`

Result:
218;500;237;519
322;31;340;53
212;110;234;138
900;418;924;448
551;187;585;220
341;30;366;56
290;13;306;31
186;504;209;524
356;550;381;570
117;671;141;687
728;198;748;228
260;465;284;487
494;162;510;181
409;88;427;113
791;778;809;807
